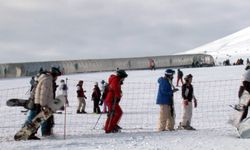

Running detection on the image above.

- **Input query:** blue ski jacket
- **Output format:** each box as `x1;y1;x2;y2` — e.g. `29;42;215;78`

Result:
156;77;174;105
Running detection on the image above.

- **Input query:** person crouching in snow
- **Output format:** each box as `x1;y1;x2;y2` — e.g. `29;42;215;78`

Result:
104;69;128;133
91;82;101;114
178;74;197;130
156;69;179;131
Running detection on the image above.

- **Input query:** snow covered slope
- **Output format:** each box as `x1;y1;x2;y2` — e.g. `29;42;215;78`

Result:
180;27;250;65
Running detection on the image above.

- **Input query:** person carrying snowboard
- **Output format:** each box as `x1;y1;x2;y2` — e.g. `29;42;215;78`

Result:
178;74;197;130
104;69;128;133
23;67;62;139
156;69;178;131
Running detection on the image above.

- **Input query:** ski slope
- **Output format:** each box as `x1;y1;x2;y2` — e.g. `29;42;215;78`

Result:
0;65;250;150
179;26;250;65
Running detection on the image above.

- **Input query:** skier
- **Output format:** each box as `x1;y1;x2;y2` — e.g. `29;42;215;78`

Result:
91;82;101;114
76;80;87;114
104;69;128;133
176;69;184;87
25;67;62;139
178;74;197;130
59;79;69;107
156;69;178;131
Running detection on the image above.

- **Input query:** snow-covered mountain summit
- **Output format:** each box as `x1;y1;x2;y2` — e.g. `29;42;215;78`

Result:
180;27;250;65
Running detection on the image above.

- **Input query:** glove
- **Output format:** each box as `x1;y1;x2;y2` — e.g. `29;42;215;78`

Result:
99;100;103;106
183;100;189;106
113;97;121;104
173;88;179;92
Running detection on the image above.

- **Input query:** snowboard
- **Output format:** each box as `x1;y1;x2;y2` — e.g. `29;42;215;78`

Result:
229;91;250;128
14;95;65;141
6;98;33;110
238;117;250;138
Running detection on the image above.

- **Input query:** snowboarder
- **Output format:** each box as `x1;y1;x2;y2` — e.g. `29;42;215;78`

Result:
156;69;179;131
176;69;184;87
178;74;197;130
76;80;87;114
23;67;62;139
104;69;128;133
91;82;101;114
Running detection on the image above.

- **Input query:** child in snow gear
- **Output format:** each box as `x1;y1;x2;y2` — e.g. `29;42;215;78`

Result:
178;74;197;130
76;80;87;113
104;69;128;133
59;79;69;107
156;69;179;131
92;82;101;114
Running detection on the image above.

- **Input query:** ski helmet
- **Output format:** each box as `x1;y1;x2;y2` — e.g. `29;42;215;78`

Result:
116;69;128;78
51;67;62;77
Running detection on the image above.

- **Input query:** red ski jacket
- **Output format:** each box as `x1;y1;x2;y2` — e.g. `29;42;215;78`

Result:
105;74;122;103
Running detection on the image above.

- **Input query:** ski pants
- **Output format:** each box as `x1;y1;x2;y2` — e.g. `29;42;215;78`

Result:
104;102;123;132
158;105;175;131
77;97;86;112
181;101;193;126
41;115;54;136
176;77;183;86
93;99;101;113
102;101;108;113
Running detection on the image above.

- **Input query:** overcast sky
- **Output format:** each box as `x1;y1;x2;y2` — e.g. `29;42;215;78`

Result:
1;0;250;63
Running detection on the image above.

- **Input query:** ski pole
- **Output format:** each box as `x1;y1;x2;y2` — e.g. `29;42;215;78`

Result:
93;113;103;129
64;78;68;140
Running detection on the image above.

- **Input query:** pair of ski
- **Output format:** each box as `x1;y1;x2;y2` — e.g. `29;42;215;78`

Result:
6;95;65;141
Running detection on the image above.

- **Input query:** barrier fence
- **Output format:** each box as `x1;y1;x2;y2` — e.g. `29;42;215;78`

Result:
0;78;241;138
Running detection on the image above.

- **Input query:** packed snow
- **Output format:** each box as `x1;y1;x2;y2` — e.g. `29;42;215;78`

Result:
180;26;250;65
0;65;250;150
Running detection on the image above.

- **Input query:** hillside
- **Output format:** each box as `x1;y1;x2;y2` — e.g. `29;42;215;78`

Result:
180;27;250;65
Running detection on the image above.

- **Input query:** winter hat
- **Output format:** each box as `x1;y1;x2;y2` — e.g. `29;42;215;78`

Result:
78;80;83;84
60;79;65;83
101;80;105;84
116;69;128;78
165;69;175;75
184;74;193;80
242;70;250;82
51;67;62;77
95;82;98;85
